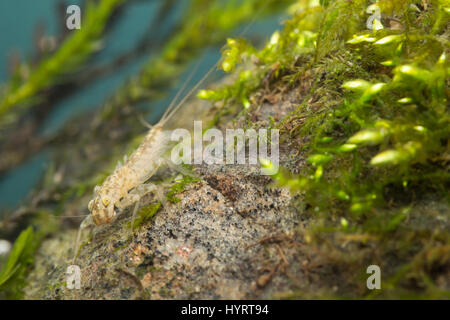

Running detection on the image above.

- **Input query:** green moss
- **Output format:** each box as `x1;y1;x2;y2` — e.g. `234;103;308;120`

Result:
207;0;450;298
131;202;162;229
166;175;200;204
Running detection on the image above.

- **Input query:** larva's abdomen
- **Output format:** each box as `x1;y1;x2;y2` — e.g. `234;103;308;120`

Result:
109;125;170;197
89;124;172;227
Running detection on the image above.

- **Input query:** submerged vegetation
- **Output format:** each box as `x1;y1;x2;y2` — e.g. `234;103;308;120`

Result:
0;227;35;299
0;0;126;125
0;0;448;299
202;0;449;298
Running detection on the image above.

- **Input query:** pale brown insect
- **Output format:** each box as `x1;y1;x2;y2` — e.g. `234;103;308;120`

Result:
73;64;215;261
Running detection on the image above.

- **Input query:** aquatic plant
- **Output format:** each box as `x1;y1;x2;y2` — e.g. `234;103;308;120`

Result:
0;227;35;299
0;0;125;126
203;0;449;298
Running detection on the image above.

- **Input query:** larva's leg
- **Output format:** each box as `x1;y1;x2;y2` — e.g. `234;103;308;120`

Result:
118;183;166;231
72;215;94;264
130;197;141;232
149;184;167;208
118;184;158;209
163;157;197;178
116;194;138;211
136;183;166;207
116;192;140;232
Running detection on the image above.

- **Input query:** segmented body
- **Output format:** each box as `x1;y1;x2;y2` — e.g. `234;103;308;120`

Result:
88;123;170;226
84;58;214;228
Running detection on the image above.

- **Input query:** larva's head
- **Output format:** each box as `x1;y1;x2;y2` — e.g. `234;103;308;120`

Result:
88;195;116;226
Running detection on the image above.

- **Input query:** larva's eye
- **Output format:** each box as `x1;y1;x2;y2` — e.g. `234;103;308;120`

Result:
88;200;94;211
102;198;110;206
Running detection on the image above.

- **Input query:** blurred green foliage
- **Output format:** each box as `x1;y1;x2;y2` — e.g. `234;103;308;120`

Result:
0;227;35;299
0;0;125;124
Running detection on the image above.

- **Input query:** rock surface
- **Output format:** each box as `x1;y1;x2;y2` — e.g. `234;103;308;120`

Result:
26;163;308;299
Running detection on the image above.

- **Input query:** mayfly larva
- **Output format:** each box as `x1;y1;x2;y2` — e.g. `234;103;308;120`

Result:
73;64;216;261
71;5;267;261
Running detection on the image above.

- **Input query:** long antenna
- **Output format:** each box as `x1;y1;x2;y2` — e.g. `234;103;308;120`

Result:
237;0;270;38
160;62;217;126
50;214;91;218
161;60;202;122
160;0;270;126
